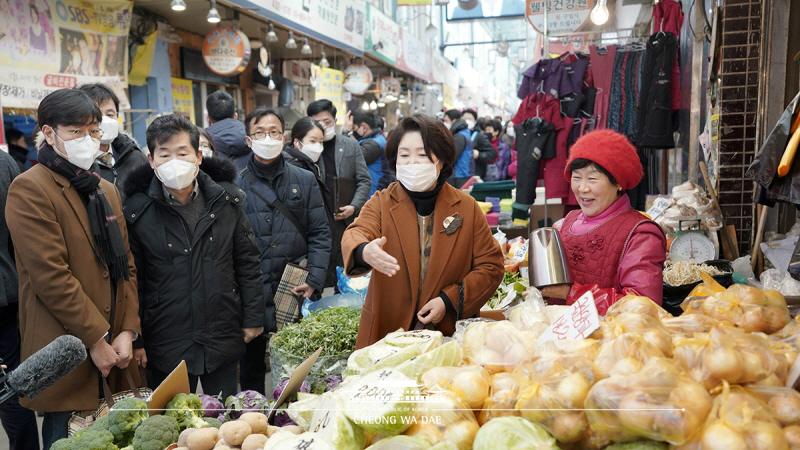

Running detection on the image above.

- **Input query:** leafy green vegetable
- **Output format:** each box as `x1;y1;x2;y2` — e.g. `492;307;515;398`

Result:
503;270;522;285
107;397;149;446
473;417;559;450
51;430;118;450
271;307;361;357
164;393;208;430
486;271;529;310
131;414;180;450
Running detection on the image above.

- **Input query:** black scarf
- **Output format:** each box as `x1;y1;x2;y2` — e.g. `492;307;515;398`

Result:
401;179;446;216
38;144;130;282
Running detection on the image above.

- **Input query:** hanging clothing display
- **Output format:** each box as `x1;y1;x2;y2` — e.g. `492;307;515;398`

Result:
514;118;555;205
517;58;578;100
636;32;678;149
653;0;684;112
589;45;617;130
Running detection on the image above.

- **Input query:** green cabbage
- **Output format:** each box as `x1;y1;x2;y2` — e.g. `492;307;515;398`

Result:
365;435;431;450
309;393;366;450
345;330;443;377
428;442;459;450
396;341;463;382
473;417;560;450
287;393;322;430
341;368;419;436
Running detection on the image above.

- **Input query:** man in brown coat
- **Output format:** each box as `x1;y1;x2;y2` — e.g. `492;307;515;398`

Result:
6;89;140;449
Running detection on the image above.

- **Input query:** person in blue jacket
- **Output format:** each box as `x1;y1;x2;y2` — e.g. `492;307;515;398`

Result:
349;109;393;197
443;109;473;188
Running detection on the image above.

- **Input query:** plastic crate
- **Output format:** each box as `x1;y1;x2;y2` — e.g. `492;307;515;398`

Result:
661;260;734;316
469;180;515;201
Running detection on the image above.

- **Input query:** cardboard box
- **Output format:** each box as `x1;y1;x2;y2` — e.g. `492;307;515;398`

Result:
479;309;506;321
530;203;564;229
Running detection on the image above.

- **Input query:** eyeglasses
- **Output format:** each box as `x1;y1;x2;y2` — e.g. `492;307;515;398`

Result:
57;127;104;141
199;144;211;151
249;130;283;141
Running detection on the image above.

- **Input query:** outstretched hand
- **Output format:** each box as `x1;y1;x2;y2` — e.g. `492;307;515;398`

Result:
362;236;400;277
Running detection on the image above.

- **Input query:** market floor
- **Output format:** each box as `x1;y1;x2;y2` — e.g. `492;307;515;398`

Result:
0;369;272;450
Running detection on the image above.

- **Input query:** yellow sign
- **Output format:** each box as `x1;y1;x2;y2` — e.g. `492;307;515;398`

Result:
171;78;195;124
443;85;456;110
312;65;347;125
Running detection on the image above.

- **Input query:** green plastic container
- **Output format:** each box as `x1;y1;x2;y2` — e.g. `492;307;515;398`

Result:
469;180;516;201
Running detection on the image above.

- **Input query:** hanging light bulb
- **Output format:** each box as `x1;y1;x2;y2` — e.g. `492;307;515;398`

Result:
590;0;609;25
319;50;330;68
424;22;438;41
301;38;312;55
207;0;221;23
370;100;378;110
362;101;370;110
285;31;297;49
170;0;186;11
266;23;278;42
268;78;276;90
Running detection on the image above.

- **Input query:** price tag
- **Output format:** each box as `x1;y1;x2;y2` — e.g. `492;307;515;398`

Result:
537;291;600;343
645;197;673;221
512;243;528;262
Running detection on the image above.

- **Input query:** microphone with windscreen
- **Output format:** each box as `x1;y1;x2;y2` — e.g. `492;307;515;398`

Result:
0;335;88;406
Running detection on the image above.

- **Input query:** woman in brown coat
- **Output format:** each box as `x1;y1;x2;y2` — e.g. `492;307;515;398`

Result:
342;114;504;349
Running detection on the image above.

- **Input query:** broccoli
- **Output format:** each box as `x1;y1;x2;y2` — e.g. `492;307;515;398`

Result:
107;397;150;446
203;417;223;428
165;393;209;430
131;414;179;450
51;429;118;450
75;415;110;437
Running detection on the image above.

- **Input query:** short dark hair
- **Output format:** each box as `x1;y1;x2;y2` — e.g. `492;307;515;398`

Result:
291;117;324;143
307;99;337;118
385;114;455;182
476;118;486;131
461;109;478;121
5;128;24;142
206;90;236;122
244;107;285;135
76;83;120;112
486;119;502;132
351;109;375;129
146;114;200;156
374;115;385;130
567;158;619;186
444;109;461;121
197;127;217;154
38;89;102;129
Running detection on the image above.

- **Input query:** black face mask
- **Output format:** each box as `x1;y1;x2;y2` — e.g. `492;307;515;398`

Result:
353;126;365;141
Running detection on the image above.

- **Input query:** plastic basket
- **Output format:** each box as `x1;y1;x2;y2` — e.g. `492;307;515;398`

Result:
661;259;734;316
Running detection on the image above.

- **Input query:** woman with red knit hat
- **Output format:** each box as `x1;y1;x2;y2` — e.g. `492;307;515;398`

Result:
541;130;667;314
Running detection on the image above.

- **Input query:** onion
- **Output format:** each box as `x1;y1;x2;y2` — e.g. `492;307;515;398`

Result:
618;392;656;432
701;421;748;450
769;391;800;426
744;420;789;450
491;373;520;393
784;424;800;449
703;346;741;382
404;420;443;444
550;411;587;443
556;373;592;407
452;370;490;409
442;420;479;450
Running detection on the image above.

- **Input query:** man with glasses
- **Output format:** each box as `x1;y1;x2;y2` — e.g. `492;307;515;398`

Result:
306;99;370;291
234;107;330;394
6;89;140;449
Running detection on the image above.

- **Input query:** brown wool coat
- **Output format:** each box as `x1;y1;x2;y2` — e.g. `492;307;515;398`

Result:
342;182;504;349
6;163;140;412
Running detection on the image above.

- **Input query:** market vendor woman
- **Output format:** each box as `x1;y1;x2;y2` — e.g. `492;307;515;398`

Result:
543;130;667;313
343;115;504;348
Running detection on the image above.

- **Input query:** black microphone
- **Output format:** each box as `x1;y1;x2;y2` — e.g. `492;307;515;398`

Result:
0;335;87;406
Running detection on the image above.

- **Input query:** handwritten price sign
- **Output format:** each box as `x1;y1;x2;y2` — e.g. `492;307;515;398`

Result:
538;291;600;343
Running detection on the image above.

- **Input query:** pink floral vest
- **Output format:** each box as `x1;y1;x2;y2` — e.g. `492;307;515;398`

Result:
561;208;655;291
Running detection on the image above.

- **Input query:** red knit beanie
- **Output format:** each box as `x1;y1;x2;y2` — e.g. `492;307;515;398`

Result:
563;130;643;190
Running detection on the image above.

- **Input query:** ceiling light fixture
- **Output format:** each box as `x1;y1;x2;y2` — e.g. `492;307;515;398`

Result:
370;100;378;110
424;22;438;41
266;23;278;42
285;31;297;49
362;101;370;110
207;0;221;23
377;101;386;108
170;0;186;11
301;37;312;55
590;0;609;25
319;50;330;68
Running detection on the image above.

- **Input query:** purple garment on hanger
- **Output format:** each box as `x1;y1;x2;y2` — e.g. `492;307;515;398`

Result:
517;58;578;100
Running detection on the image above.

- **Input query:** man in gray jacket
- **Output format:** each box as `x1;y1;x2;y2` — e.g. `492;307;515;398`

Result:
307;100;371;290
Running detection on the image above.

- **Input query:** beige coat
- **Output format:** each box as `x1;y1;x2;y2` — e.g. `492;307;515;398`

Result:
6;162;140;412
342;182;504;349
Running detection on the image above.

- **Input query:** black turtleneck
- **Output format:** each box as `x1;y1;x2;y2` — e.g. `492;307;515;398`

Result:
400;178;446;216
252;154;282;186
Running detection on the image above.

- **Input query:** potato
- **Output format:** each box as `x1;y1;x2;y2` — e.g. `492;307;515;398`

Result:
281;425;305;435
187;427;220;450
239;412;269;435
265;425;281;437
241;433;269;450
219;420;252;446
178;428;196;447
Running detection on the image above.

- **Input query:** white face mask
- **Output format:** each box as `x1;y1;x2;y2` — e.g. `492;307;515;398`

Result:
464;120;476;130
200;147;213;158
155;159;198;190
54;131;100;171
298;141;323;162
251;136;283;160
396;162;439;192
99;116;119;145
323;126;336;142
506;126;515;138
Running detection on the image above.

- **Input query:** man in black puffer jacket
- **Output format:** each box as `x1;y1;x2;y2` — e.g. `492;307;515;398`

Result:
123;114;265;398
235;107;331;394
